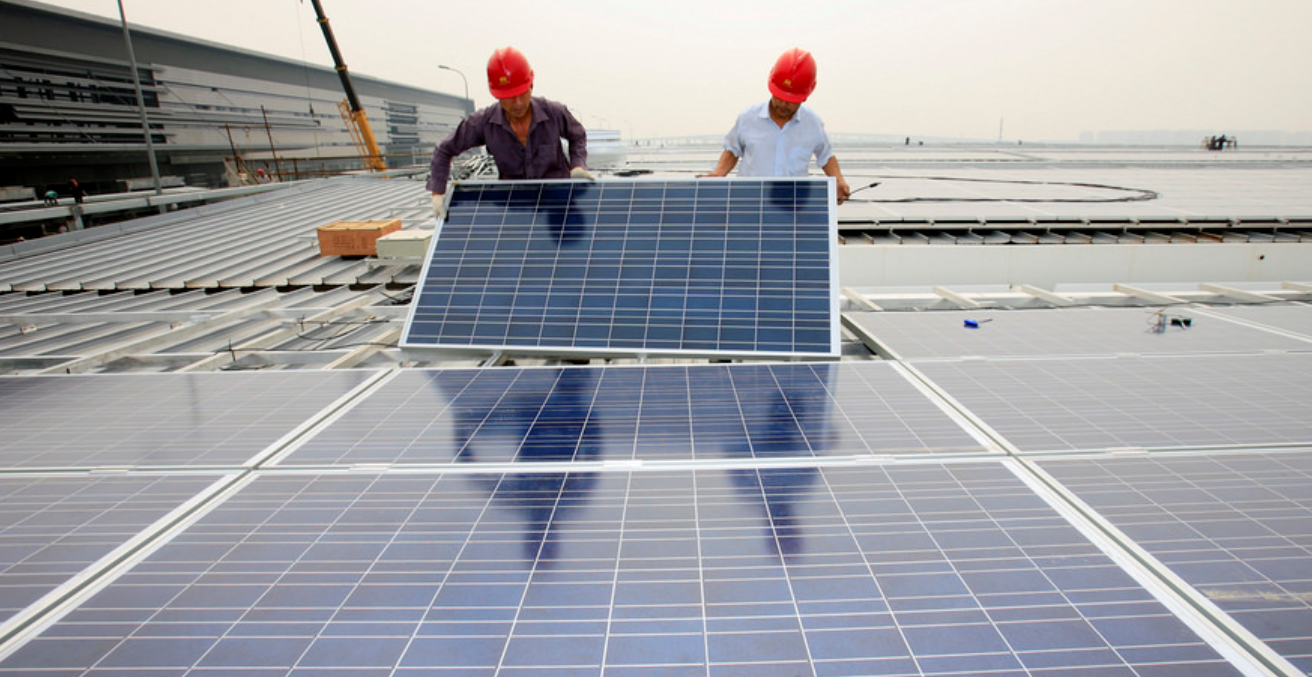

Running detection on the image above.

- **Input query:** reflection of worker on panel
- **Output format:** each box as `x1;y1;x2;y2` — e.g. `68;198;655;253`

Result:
473;183;591;247
436;368;602;566
725;467;822;557
719;364;836;556
537;184;591;246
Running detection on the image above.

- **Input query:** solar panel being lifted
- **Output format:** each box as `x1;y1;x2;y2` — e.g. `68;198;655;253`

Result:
401;178;840;358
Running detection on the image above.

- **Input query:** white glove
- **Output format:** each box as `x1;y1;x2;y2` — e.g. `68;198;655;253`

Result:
431;193;446;220
570;167;596;181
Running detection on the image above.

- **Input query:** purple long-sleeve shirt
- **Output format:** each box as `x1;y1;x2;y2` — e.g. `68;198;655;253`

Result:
426;97;588;192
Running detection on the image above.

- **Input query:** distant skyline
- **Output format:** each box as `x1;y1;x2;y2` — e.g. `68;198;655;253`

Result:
34;0;1312;142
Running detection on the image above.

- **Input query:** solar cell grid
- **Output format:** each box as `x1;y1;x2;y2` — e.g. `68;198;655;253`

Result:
1038;451;1312;672
915;353;1312;453
0;465;1249;676
278;364;992;466
0;474;223;625
0;372;374;469
403;178;839;358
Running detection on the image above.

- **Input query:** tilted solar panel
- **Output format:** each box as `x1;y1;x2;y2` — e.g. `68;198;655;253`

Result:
401;178;840;358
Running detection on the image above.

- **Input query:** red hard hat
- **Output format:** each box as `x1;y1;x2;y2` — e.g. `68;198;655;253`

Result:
768;48;817;103
487;47;534;99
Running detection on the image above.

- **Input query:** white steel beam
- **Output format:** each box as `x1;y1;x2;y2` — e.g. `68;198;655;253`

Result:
933;285;982;309
1113;284;1188;305
1013;284;1076;306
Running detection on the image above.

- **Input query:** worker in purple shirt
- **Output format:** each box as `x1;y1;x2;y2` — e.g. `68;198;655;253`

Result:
428;46;593;219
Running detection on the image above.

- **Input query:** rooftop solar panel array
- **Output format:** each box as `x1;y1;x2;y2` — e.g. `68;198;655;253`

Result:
402;179;840;358
0;361;1308;675
3;318;1312;674
0;466;1252;677
6;145;1312;675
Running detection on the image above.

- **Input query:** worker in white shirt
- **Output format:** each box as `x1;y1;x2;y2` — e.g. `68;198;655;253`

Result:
702;48;851;204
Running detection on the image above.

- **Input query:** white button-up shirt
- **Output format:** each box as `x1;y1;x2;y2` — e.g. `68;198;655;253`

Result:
722;101;835;177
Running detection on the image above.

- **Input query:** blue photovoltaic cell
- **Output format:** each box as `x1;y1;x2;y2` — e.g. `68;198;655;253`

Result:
1038;451;1312;673
0;474;222;626
0;464;1246;677
279;363;990;466
401;179;839;357
914;353;1312;453
0;372;373;468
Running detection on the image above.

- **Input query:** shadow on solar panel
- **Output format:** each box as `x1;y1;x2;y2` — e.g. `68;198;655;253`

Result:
401;178;840;359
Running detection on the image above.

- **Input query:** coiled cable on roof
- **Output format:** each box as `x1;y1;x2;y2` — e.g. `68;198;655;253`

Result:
845;175;1158;203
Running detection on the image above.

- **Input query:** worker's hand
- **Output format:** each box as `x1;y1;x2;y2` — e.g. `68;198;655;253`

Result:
570;167;596;181
696;171;727;178
431;193;446;220
835;177;851;205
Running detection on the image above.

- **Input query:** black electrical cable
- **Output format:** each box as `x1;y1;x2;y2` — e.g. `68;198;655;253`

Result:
216;335;397;369
293;318;391;343
844;175;1158;204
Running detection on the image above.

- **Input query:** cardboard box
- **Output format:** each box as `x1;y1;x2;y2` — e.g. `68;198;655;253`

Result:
375;229;433;258
316;219;402;256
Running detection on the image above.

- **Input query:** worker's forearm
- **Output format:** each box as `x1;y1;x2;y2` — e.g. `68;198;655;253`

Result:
821;155;842;178
560;105;589;170
427;114;481;191
822;156;851;204
705;150;739;177
427;147;455;192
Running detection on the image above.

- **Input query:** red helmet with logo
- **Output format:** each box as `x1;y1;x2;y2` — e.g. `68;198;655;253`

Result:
768;48;817;103
486;46;534;99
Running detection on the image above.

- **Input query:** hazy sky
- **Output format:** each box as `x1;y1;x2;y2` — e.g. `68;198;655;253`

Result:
38;0;1312;141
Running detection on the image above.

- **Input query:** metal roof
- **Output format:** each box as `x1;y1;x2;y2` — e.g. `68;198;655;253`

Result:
1;176;433;293
1;145;1311;374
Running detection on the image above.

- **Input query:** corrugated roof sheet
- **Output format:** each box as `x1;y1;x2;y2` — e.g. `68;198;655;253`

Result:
0;176;434;292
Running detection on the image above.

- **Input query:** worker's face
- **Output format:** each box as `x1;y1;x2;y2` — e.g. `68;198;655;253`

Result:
499;89;533;122
769;96;801;121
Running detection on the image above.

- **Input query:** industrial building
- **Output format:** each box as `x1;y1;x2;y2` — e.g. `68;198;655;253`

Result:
0;0;469;197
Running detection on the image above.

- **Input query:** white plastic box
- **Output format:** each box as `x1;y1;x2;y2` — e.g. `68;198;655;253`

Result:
375;229;433;258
